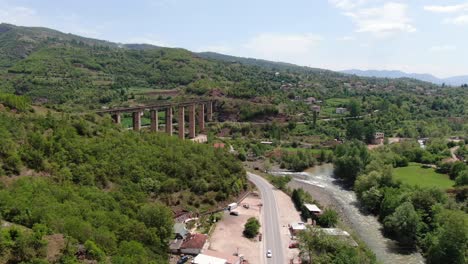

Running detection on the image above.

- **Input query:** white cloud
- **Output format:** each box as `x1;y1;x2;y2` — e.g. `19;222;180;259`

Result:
0;5;41;26
328;0;368;10
444;15;468;25
429;45;456;52
344;2;416;37
243;33;322;62
424;3;468;13
337;36;356;41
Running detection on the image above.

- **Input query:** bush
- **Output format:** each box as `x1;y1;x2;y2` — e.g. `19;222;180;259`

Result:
243;217;260;238
317;208;338;227
84;240;106;261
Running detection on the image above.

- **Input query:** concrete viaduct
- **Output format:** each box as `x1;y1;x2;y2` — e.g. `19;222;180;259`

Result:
97;100;214;140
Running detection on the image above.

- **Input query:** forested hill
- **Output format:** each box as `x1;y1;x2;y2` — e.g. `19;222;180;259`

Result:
0;97;246;262
0;23;444;112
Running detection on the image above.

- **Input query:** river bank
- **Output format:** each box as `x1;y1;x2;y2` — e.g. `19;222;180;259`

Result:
273;163;425;264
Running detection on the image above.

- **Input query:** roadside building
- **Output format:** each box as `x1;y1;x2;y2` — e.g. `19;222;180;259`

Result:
180;233;207;255
203;249;242;264
169;239;183;254
289;222;307;235
192;254;227;264
304;203;322;217
321;228;358;247
336;107;347;114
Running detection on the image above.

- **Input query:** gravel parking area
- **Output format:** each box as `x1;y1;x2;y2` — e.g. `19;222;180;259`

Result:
208;194;262;263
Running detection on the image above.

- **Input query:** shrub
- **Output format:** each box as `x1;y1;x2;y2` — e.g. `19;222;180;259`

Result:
243;217;260;238
317;208;338;227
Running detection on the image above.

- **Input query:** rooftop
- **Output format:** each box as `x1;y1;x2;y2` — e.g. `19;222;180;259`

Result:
290;222;307;230
174;223;188;237
181;233;207;250
321;228;350;236
192;254;227;264
304;203;321;213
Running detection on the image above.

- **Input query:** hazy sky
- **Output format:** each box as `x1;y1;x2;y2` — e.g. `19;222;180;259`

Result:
1;0;467;77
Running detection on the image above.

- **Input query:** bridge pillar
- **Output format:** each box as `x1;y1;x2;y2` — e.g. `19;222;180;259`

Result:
189;104;196;138
207;101;213;121
150;109;158;132
133;111;142;131
198;104;205;132
178;106;185;139
112;113;121;124
165;107;173;135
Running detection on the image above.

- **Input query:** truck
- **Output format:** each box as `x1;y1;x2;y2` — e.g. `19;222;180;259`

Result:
227;202;238;211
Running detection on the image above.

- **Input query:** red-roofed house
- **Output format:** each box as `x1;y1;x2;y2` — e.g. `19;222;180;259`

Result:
214;143;225;149
180;233;207;255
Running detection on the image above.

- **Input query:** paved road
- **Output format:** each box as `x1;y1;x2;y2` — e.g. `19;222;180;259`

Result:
247;172;285;264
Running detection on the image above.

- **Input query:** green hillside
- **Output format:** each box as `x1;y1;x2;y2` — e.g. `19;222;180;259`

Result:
0;96;246;263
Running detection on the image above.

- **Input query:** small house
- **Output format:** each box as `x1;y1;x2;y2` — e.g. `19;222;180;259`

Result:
372;132;384;145
304;203;322;217
305;97;316;104
180;233;207;255
336;107;347;114
192;254;228;264
321;228;358;247
289;222;307;235
311;105;321;112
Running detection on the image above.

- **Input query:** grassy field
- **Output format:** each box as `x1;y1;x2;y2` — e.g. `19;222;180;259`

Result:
321;97;350;118
393;163;454;189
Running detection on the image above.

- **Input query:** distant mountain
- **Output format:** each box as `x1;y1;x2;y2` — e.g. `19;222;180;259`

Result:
341;69;468;86
197;52;328;73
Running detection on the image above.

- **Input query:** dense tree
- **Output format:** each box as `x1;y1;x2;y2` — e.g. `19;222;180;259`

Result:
334;141;370;184
298;228;376;264
426;210;467;264
317;208;339;228
243;217;260;238
384;202;421;246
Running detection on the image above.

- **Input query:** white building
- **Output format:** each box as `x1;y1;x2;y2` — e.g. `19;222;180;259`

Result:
192;254;227;264
304;203;322;215
336;107;347;114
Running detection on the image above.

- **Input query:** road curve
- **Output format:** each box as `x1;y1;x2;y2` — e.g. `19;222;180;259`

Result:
247;172;285;264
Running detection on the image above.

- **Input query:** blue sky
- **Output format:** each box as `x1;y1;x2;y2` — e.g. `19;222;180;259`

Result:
1;0;467;77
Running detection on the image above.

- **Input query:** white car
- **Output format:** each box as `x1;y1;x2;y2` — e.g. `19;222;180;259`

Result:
266;249;272;258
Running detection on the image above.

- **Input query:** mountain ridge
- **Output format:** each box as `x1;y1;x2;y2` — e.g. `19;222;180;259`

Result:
341;69;468;86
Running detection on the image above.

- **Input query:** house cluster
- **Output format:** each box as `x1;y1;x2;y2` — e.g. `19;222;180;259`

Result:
288;203;358;247
170;222;245;264
304;97;322;113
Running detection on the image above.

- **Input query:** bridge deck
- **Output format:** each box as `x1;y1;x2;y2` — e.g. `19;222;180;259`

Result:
97;100;212;114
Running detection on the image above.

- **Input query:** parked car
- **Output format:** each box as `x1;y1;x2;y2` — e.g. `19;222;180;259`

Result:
177;255;189;264
289;242;299;248
230;211;239;216
266;249;272;258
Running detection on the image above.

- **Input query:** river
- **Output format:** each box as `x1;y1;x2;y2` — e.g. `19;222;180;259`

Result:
272;163;425;264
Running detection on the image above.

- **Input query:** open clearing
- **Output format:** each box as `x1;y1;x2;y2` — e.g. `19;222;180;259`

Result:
393;162;454;189
208;194;262;263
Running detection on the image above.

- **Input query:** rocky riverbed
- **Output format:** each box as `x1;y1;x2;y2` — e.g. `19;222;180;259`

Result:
272;163;425;264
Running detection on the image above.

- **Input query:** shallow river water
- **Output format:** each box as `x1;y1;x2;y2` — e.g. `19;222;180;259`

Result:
272;163;425;264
